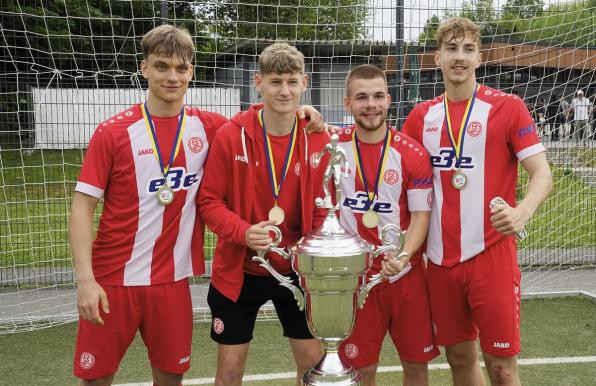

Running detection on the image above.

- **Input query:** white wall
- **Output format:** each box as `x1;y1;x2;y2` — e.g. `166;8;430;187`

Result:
33;88;241;149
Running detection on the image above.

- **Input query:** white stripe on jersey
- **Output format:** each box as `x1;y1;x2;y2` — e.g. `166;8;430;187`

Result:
337;141;359;235
125;119;164;285
423;103;446;265
459;99;490;261
172;114;209;280
75;181;104;198
517;143;545;161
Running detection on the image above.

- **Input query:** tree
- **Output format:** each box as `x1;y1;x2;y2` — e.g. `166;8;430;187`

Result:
205;0;369;50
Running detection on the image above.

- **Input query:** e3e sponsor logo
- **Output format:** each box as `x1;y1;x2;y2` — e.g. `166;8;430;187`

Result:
148;167;198;193
431;148;474;170
343;192;393;213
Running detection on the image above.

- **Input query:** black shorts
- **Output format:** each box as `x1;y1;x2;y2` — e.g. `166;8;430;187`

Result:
207;273;313;344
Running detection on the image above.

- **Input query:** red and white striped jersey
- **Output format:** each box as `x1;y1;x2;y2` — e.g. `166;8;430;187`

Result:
337;127;433;279
403;85;545;267
76;104;228;286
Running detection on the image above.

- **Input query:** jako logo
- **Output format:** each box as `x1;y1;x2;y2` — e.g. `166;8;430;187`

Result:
425;126;439;133
517;125;535;138
493;342;511;349
137;148;154;156
234;154;248;163
423;345;434;353
179;356;191;364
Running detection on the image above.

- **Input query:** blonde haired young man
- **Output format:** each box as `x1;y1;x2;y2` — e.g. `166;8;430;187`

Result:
403;17;552;386
70;24;229;386
199;43;328;386
336;64;439;386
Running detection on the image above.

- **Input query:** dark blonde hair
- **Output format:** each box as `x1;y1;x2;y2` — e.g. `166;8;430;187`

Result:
436;17;481;49
345;64;387;96
258;43;305;74
140;24;195;63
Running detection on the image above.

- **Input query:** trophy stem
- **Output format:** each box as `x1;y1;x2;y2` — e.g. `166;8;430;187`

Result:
302;341;361;386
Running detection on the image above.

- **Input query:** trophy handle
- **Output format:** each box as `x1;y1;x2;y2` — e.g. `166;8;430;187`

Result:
357;224;405;309
251;225;306;311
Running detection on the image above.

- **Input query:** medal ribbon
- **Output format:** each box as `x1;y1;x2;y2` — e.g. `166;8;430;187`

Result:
259;109;298;203
443;84;479;167
352;127;391;204
141;102;187;177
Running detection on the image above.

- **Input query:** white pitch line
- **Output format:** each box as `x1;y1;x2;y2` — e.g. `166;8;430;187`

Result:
114;355;596;386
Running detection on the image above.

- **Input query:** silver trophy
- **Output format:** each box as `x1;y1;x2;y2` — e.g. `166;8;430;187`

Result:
489;196;528;241
252;134;405;385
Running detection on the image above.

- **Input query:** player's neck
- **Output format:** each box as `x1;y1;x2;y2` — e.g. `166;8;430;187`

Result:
144;96;184;118
355;124;387;144
445;80;478;102
261;107;296;136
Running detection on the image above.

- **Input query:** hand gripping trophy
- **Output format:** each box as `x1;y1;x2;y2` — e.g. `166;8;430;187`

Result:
252;133;406;385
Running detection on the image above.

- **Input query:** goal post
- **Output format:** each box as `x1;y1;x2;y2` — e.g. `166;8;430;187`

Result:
0;0;594;334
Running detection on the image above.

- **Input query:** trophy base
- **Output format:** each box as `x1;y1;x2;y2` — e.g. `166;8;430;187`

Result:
302;352;361;386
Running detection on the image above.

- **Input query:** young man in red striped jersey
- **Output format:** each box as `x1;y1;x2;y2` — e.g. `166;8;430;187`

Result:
69;26;323;385
402;17;552;386
198;43;328;386
334;64;439;386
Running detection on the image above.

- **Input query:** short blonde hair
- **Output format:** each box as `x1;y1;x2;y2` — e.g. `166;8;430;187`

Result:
258;43;305;75
345;64;387;96
436;17;481;49
140;24;195;63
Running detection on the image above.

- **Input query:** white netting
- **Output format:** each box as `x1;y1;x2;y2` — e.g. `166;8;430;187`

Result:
0;0;594;333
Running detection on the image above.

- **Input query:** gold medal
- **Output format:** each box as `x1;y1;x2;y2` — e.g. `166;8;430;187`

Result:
451;170;468;190
362;210;380;228
157;184;174;205
268;205;285;225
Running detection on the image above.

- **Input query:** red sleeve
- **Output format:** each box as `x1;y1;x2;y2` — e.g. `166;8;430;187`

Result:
401;106;423;143
508;97;544;160
197;110;229;144
198;125;252;246
76;124;115;197
403;142;433;212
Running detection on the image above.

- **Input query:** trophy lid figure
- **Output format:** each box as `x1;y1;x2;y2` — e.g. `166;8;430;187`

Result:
315;133;349;209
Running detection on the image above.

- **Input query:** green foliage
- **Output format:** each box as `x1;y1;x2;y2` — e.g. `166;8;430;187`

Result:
417;0;596;46
206;0;368;50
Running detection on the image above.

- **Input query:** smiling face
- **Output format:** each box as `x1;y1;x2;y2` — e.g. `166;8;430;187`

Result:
254;71;307;116
344;75;390;133
141;54;194;108
435;31;482;88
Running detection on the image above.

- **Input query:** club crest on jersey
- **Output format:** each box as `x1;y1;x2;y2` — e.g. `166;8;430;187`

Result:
187;136;203;153
79;352;96;369
467;121;482;137
431;148;475;170
213;318;224;334
383;169;399;185
344;343;358;359
147;167;199;194
343;191;393;214
310;153;321;168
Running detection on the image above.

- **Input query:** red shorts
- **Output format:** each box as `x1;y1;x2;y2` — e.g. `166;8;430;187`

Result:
427;237;521;357
339;262;439;368
73;279;193;379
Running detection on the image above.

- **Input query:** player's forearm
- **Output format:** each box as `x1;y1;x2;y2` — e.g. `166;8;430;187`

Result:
69;194;97;283
518;155;553;220
403;211;430;256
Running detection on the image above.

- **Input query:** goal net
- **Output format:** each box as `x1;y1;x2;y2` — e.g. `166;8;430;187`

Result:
0;0;594;333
